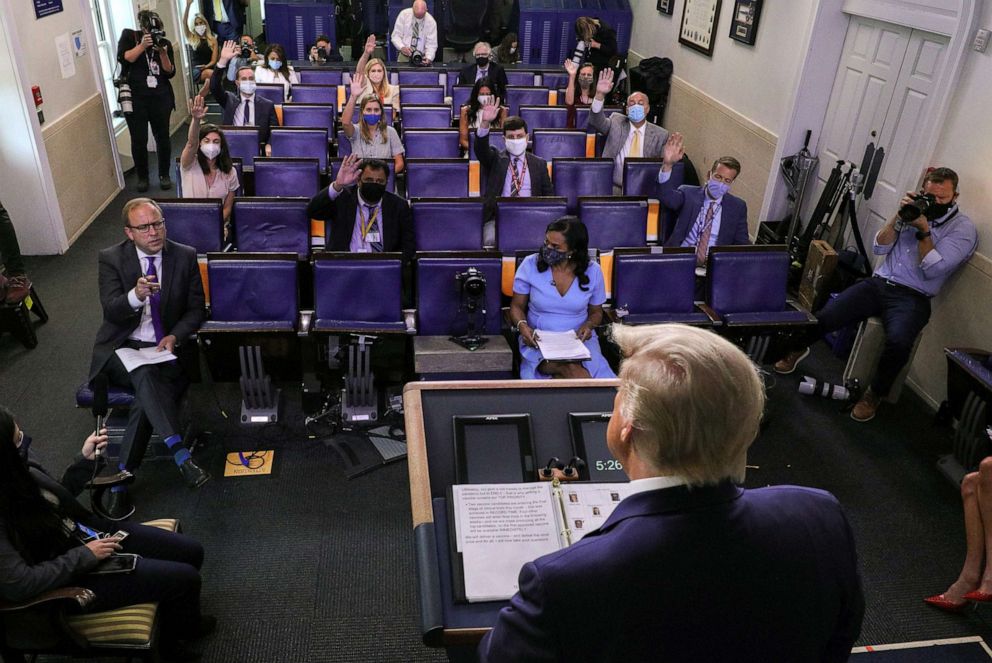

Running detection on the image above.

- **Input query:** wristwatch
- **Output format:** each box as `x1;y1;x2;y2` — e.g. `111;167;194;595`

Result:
915;230;932;241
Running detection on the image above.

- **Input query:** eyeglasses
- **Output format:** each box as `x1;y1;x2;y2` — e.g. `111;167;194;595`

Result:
128;219;165;233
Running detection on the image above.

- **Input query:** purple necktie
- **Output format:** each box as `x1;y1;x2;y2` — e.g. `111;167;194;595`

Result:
145;257;165;342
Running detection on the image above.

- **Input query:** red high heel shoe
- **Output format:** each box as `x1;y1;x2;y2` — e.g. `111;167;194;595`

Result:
963;590;992;603
924;594;968;612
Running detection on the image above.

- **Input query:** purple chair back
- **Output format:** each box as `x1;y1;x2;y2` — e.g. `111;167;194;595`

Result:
336;129;352;157
404;129;460;158
541;73;569;90
452;86;473;120
520;106;569;130
253;158;321;198
553;158;613;213
706;248;790;314
399;85;445;104
298;69;343;85
289;85;337;104
468;131;506;157
416;254;502;335
406;160;469;198
506;70;538;86
255;84;285;105
281;103;336;133
206;255;298;329
268;128;328;171
533;130;587;160
222;126;261;169
495;198;568;253
622;158;665;197
400;105;453;129
313;253;405;331
411;199;484;250
232;197;310;257
506;86;550;116
613;250;708;324
156;198;224;253
578;197;649;251
398;70;443;86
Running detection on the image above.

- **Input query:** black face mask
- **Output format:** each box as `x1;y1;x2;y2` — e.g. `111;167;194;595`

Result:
360;182;386;204
476;56;490;68
925;201;953;221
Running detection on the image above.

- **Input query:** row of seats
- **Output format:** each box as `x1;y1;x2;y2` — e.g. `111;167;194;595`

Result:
200;247;812;341
159;195;653;256
294;68;571;90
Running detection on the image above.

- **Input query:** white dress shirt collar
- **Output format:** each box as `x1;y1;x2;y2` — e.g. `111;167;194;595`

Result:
625;474;689;496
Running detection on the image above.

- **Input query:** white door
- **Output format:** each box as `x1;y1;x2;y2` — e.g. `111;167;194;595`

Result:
804;16;948;254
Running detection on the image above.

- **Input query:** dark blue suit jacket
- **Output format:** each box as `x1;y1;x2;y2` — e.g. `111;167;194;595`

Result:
210;63;278;146
479;481;864;663
661;163;750;248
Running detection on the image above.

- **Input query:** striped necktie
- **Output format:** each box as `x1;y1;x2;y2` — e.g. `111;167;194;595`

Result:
695;202;716;267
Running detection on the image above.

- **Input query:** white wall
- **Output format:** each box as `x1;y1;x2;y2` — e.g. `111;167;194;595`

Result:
628;1;816;135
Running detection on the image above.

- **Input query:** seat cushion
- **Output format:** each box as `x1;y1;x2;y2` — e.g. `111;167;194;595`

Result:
314;319;406;333
76;383;135;408
722;310;812;326
948;350;992;389
200;320;295;332
622;312;711;325
66;602;157;645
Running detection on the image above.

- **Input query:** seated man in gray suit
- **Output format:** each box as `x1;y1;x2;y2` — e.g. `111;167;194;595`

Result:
587;68;668;190
659;132;750;261
474;99;554;247
209;39;278;156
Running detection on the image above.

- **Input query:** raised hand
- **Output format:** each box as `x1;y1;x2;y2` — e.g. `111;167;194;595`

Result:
595;69;614;96
335;154;361;189
188;94;207;121
219;39;239;65
364;34;377;56
662;132;684;167
564;59;578;76
480;96;501;125
350;71;365;98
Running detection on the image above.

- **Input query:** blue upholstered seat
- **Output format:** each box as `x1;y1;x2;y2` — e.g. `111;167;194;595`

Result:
404;129;460;158
203;256;299;330
451;85;473;121
222;126;261;169
416;254;503;336
578;197;649;251
553;159;613;213
505;86;549;116
612;250;711;326
541;73;569;90
313;254;405;332
254;84;284;106
76;383;135;408
298;69;343;85
398;85;445;104
253;158;320;198
156;199;224;253
400;105;453;129
281;103;336;133
411;199;484;250
520;106;569;130
622;158;665;197
232;197;310;256
506;71;538;87
407;160;469;198
398;71;443;86
495;198;568;253
289;85;337;105
705;247;815;327
268;128;328;172
533;130;587;160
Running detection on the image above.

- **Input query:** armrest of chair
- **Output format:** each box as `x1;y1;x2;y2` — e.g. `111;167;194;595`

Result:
298;310;314;336
0;587;95;613
695;302;722;325
403;309;417;335
84;470;136;490
786;299;818;325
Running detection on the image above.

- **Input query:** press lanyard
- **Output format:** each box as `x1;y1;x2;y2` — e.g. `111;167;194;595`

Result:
359;204;380;240
510;157;528;192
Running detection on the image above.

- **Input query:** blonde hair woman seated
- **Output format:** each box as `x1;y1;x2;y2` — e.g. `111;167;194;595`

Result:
354;34;400;113
183;0;218;84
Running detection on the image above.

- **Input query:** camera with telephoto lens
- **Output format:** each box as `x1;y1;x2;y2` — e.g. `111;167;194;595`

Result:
411;49;425;66
140;12;167;47
240;40;254;60
897;192;936;223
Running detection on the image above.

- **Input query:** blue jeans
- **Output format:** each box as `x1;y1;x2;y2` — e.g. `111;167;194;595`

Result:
805;277;931;396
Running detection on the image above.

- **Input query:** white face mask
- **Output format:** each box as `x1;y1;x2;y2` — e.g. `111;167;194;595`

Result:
369;71;384;84
194;24;207;36
477;94;494;106
505;137;527;157
200;143;221;160
239;80;256;96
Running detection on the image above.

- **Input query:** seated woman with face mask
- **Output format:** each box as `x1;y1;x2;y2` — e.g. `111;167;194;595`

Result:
509;217;616;380
459;77;507;153
341;72;406;175
354;34;401;113
564;60;595;129
254;43;298;101
180;96;240;235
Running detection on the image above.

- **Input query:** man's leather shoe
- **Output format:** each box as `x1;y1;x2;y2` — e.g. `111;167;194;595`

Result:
160;175;173;190
4;274;32;304
179;458;210;488
136;177;149;193
924;593;968;612
106;490;135;520
773;347;810;375
851;389;881;422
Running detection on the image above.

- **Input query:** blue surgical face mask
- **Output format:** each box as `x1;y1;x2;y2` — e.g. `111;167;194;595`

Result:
268;58;282;70
363;113;381;126
541;245;568;266
627;104;646;123
707;178;731;199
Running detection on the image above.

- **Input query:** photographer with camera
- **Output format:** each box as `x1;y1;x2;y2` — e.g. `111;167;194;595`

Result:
117;10;176;193
309;35;343;63
391;0;437;65
224;34;261;83
775;167;978;422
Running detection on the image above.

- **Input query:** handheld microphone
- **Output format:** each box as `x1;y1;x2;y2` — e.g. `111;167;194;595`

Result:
91;375;109;458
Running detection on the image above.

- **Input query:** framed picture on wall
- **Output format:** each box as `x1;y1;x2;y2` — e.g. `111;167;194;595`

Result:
678;0;722;57
729;0;763;45
657;0;675;16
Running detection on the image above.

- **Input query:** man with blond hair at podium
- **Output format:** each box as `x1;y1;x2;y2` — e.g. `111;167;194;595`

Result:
479;323;864;662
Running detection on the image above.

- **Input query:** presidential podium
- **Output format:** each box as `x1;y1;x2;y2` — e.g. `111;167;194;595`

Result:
404;379;620;661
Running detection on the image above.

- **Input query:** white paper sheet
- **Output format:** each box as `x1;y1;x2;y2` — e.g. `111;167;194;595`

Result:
535;330;591;362
114;346;177;373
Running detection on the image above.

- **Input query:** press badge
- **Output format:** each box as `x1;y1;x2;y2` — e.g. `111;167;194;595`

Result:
146;75;158;88
366;232;381;244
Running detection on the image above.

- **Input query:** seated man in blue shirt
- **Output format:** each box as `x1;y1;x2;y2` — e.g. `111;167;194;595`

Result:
775;167;978;422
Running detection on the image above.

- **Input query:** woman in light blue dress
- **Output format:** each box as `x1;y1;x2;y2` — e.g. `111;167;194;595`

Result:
509;217;616;380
